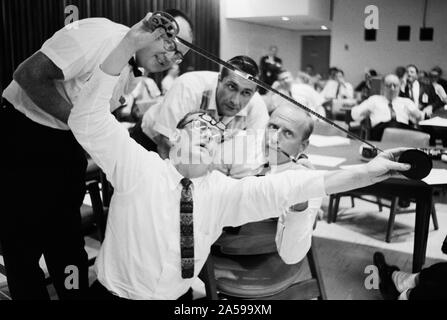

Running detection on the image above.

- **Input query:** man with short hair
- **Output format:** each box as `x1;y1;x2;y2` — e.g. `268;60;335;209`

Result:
351;74;424;141
0;10;193;300
135;55;269;160
399;64;443;117
67;34;411;299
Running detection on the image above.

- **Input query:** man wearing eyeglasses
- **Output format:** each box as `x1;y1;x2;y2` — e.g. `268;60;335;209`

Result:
66;34;411;299
350;74;424;141
135;55;269;164
0;9;192;300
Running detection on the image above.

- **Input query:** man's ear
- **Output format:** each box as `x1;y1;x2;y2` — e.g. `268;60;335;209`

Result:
301;139;310;151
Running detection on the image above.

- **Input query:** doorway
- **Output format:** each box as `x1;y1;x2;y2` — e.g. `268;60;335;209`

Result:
301;35;331;78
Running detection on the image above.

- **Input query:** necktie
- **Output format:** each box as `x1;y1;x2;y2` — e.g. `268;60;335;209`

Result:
335;83;341;98
388;101;396;121
406;82;413;100
180;178;194;279
128;57;143;77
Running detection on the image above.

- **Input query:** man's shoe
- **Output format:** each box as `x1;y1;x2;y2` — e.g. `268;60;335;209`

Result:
373;252;400;300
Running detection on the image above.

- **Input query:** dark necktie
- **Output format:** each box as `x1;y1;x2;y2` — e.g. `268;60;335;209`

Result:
180;178;194;279
406;82;413;100
388;100;396;121
335;83;341;98
128;57;143;77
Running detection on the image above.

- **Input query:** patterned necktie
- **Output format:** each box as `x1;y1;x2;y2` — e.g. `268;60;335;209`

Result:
128;57;143;77
180;178;194;279
388;101;396;121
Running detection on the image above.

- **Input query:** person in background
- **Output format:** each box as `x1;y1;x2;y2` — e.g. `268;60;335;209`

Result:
374;251;447;300
355;69;378;102
114;69;162;122
429;68;447;104
320;68;354;101
0;9;193;300
161;63;180;95
399;64;443;118
351;74;424;141
259;45;283;95
431;66;447;92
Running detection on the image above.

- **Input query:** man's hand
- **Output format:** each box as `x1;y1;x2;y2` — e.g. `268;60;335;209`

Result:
422;105;433;118
365;148;411;183
125;13;167;52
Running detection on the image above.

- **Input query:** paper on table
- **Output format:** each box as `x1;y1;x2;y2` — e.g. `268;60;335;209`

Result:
308;154;347;167
309;134;351;147
419;117;447;127
422;169;447;185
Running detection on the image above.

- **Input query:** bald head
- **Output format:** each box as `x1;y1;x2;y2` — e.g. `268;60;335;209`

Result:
271;102;314;140
384;74;400;100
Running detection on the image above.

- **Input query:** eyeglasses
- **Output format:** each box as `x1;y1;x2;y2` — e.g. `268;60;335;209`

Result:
183;114;226;142
162;37;186;65
384;83;399;88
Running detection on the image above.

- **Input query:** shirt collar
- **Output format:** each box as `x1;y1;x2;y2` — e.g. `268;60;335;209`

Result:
165;159;211;191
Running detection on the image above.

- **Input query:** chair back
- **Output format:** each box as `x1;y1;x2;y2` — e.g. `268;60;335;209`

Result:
381;128;430;147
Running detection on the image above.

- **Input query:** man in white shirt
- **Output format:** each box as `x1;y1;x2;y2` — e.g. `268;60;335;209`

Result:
320;69;354;101
0;10;193;300
135;55;269;160
67;30;411;299
351;74;424;141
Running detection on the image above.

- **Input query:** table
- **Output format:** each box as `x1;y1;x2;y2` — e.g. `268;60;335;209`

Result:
419;107;447;147
307;128;447;272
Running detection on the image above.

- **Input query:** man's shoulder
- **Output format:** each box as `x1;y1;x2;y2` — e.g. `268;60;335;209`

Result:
175;71;218;88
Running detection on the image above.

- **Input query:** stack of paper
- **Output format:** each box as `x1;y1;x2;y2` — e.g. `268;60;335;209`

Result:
422;169;447;185
309;134;351;147
419;117;447;127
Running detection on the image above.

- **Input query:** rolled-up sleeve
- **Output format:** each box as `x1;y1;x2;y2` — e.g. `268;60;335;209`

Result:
275;197;322;264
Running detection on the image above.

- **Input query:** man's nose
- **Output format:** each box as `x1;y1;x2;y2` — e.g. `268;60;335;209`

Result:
230;93;241;106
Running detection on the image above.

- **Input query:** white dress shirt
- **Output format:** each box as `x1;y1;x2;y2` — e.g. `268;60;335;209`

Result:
269;162;323;264
351;95;423;128
141;71;269;141
320;79;354;100
68;68;328;299
3;18;130;129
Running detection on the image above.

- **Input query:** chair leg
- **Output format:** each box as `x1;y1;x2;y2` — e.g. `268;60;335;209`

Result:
198;255;218;300
87;181;106;242
386;197;399;243
333;195;341;223
350;196;355;208
376;197;383;212
307;240;327;300
327;195;335;223
431;203;439;230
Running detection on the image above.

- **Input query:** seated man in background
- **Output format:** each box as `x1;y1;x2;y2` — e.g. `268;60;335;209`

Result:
399;64;443;118
267;70;325;117
320;68;354;101
355;68;378;102
135;55;269;159
351;74;424;141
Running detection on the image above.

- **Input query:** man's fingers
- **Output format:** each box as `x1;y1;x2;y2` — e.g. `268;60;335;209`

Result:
379;147;411;161
383;159;411;172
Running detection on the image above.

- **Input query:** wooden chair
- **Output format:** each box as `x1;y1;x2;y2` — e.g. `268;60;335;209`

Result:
207;219;327;300
328;128;439;242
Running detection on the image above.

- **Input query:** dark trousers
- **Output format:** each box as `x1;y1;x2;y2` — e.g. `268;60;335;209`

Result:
409;262;447;300
0;101;89;300
89;280;193;300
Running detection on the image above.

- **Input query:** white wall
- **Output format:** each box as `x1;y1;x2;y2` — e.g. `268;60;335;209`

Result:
220;1;329;76
331;0;447;85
